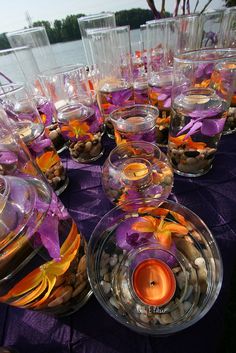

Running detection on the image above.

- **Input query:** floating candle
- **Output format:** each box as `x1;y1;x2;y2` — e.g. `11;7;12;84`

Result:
55;99;68;110
184;94;209;105
125;116;145;124
133;258;176;306
123;162;149;181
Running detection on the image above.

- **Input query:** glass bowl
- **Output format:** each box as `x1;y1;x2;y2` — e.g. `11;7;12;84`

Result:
87;199;223;335
102;141;173;207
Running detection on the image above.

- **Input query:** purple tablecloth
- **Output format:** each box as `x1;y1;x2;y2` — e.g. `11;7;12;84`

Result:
1;134;236;353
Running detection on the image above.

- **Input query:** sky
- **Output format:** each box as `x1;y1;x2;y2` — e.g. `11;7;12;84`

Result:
0;0;225;34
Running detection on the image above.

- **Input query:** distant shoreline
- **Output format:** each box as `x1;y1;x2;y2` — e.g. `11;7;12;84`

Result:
0;8;160;50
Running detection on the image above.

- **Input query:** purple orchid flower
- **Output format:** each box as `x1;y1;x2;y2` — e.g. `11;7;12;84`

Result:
178;108;226;138
152;85;172;109
37;99;54;126
86;109;102;134
134;87;149;104
0;150;18;165
106;88;133;106
145;184;163;199
195;63;214;81
201;118;226;136
205;31;218;47
116;217;153;251
30;135;52;153
115;217;177;268
36;193;69;261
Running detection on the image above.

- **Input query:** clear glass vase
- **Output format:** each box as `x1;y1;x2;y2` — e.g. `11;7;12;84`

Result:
0;84;68;194
199;10;224;48
87;26;134;138
102;141;173;207
87;198;223;335
220;6;236;48
77;12;116;66
170;48;236;176
39;64;104;161
0;47;62;152
148;68;173;146
0;109;92;315
0;174;91;316
6;27;57;72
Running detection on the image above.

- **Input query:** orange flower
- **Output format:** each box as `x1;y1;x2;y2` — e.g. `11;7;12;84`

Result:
169;135;206;150
22;161;39;177
114;130;127;145
156;116;170;126
135;50;142;58
0;222;81;309
149;91;158;106
232;94;236;105
210;71;228;97
138;207;188;226
101;103;113;113
61;119;92;140
132;215;188;249
40;113;47;124
36;150;60;172
194;79;211;88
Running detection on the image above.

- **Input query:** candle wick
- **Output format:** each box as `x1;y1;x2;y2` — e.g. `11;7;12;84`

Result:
150;281;156;286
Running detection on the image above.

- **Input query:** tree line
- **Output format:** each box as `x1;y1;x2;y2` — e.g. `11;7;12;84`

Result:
0;8;156;50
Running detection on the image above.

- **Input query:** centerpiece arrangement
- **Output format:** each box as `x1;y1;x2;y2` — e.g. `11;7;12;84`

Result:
0;4;235;334
102;141;173;207
87;199;222;335
0;110;92;316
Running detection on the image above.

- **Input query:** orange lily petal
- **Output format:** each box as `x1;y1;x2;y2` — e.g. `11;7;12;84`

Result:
231;94;236;105
163;222;189;235
195;79;211;88
138;207;169;218
155;230;172;249
188;140;206;150
132;216;157;233
0;268;42;301
60;221;80;255
36;150;60;172
32;274;56;308
170;211;188;226
11;277;48;307
22;161;39;177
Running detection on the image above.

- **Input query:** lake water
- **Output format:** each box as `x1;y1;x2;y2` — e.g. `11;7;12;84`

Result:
0;29;141;84
51;28;141;66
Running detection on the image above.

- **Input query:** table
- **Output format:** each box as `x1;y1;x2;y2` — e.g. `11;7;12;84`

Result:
0;134;236;353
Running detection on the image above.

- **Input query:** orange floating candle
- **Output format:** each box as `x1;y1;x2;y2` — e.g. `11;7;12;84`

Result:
123;162;149;181
133;259;176;306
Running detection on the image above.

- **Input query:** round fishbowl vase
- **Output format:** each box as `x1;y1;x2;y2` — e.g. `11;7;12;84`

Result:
87;199;223;335
102;141;173;207
0;174;92;316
